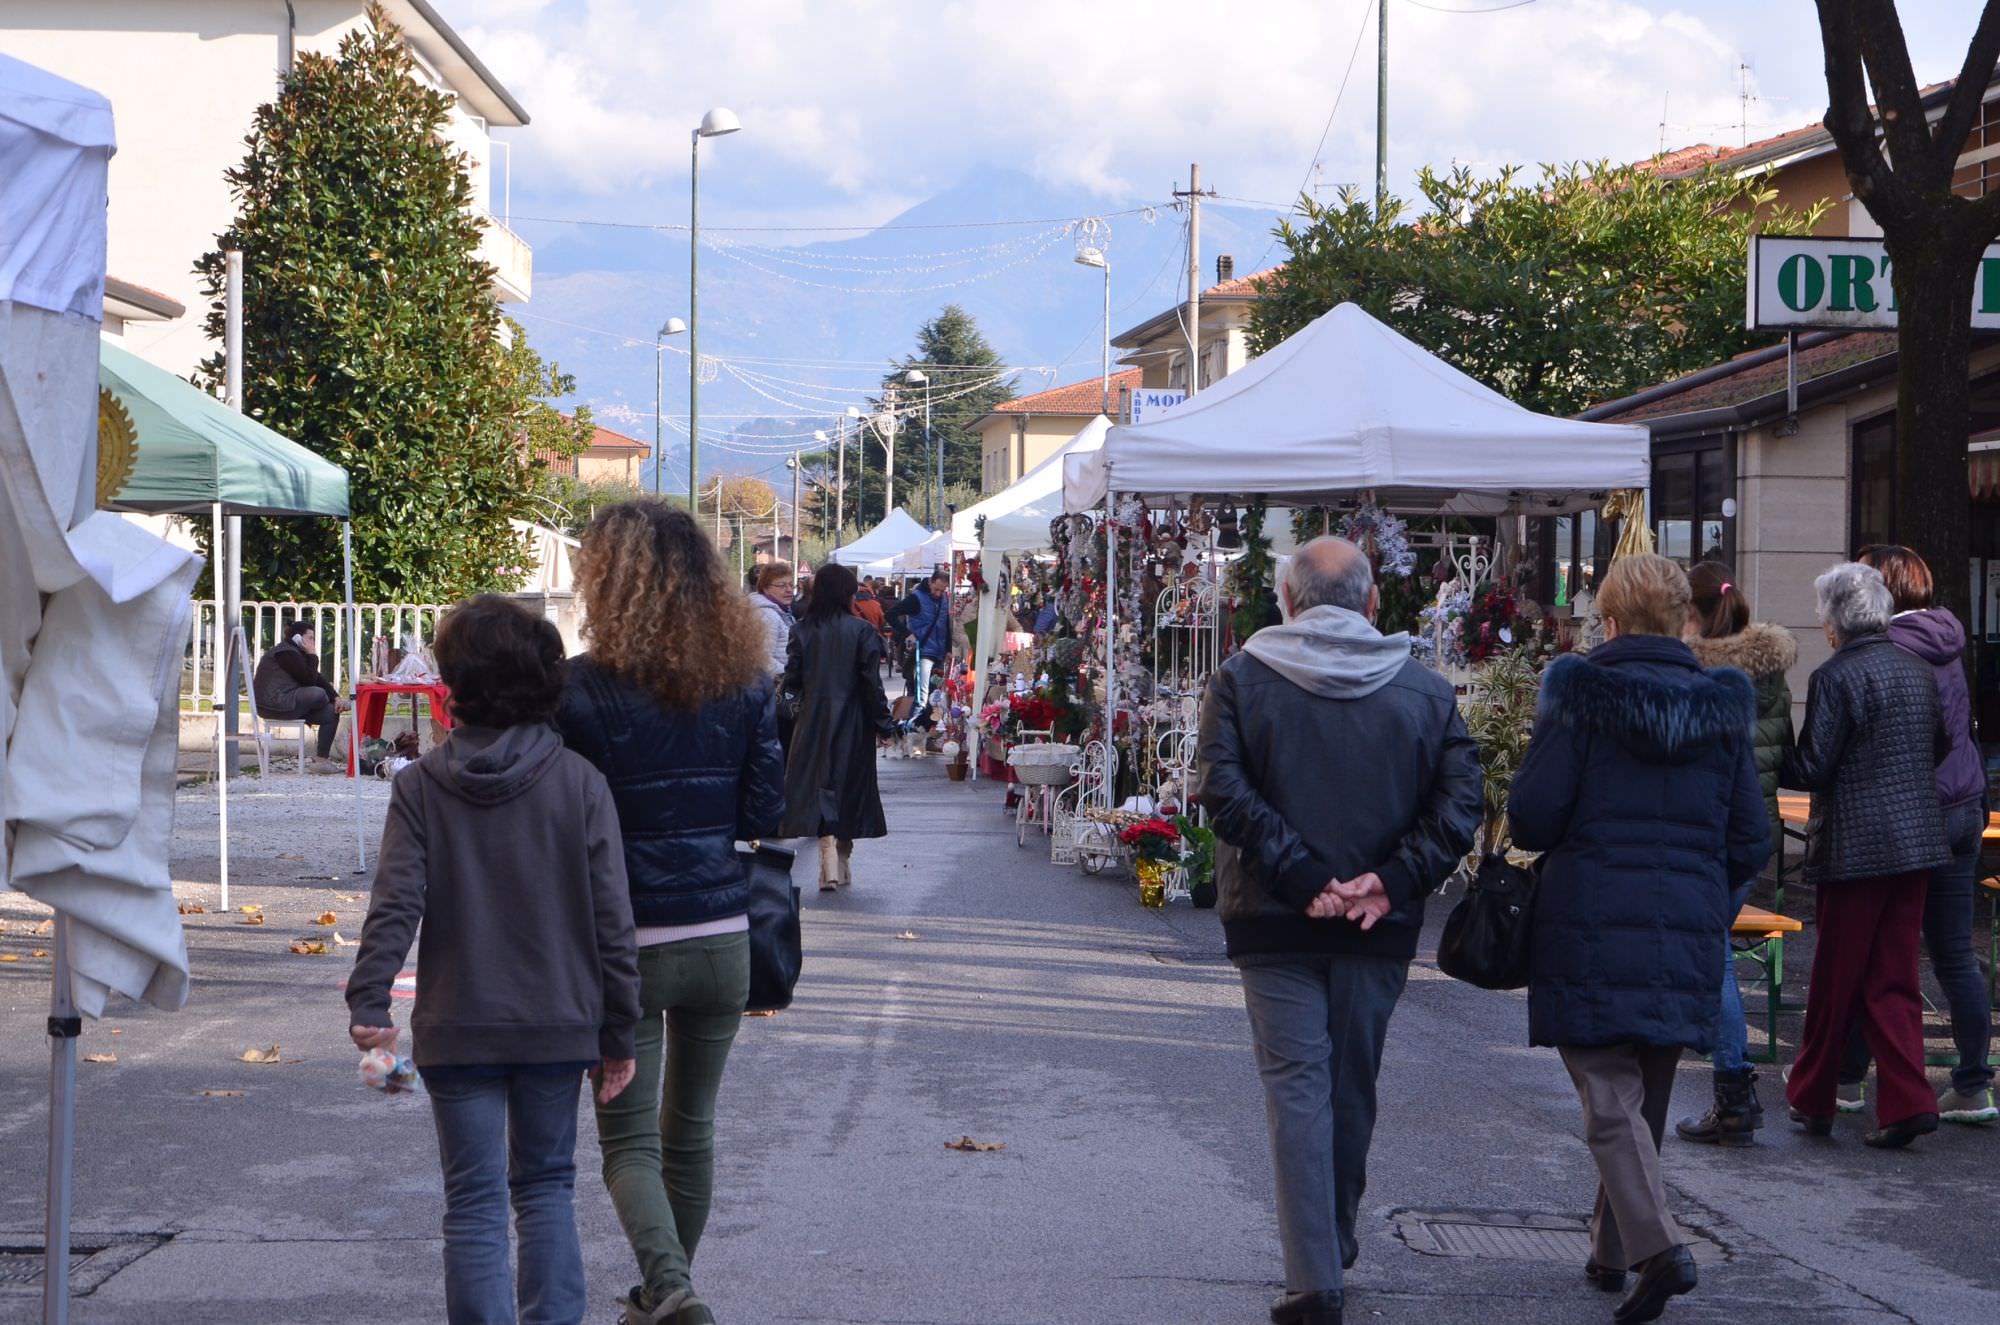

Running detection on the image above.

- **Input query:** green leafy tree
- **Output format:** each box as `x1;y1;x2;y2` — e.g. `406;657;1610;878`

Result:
840;305;1014;527
1815;1;2000;621
194;4;545;601
1252;163;1828;418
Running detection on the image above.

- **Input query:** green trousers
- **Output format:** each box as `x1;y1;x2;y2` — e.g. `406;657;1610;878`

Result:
595;931;749;1300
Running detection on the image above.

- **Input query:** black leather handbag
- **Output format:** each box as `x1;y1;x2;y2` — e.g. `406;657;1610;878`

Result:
1436;853;1539;991
739;842;802;1012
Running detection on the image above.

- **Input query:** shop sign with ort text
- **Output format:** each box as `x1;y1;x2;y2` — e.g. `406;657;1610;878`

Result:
1746;235;2000;332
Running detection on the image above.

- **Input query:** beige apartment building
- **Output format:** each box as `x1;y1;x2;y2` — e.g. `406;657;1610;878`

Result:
972;368;1138;494
0;0;531;378
1111;256;1271;392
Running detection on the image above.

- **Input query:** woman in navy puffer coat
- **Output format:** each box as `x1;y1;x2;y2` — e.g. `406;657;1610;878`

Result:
1507;554;1769;1318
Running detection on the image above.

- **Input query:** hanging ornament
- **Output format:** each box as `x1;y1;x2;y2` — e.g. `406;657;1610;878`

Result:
1216;505;1242;550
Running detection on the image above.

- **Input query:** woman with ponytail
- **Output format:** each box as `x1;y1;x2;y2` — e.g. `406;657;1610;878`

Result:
1674;562;1797;1148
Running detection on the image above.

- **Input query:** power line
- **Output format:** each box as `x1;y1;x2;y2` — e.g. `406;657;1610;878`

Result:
1401;0;1538;12
1255;0;1377;271
509;202;1170;235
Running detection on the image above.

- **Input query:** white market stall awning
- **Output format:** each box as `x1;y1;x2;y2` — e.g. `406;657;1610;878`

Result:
829;507;933;569
957;414;1109;552
1079;302;1650;514
896;529;951;574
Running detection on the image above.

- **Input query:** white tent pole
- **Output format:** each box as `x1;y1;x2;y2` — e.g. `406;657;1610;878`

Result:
222;251;244;778
210;502;224;706
345;522;365;874
1104;489;1117;795
42;914;76;1325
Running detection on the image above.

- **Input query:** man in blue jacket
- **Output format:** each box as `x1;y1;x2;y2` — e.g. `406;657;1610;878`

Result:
889;570;952;723
1199;538;1482;1325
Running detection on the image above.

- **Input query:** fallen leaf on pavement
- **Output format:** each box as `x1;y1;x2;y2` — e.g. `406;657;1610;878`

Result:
178;902;206;915
198;1089;244;1098
240;1046;282;1064
110;1029;122;1035
34;919;53;935
944;1136;1005;1153
313;911;337;926
743;1009;776;1018
241;913;266;926
277;853;303;861
335;893;365;902
83;1053;117;1064
894;931;919;941
288;938;327;955
31;949;48;958
0;955;18;963
331;932;359;947
237;904;261;914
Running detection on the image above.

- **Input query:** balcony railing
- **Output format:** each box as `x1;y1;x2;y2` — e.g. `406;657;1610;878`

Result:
479;213;533;303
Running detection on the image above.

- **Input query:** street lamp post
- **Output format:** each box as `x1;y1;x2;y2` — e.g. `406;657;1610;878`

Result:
688;107;742;518
653;317;686;496
841;405;860;539
905;368;933;526
1075;241;1110;415
787;452;800;564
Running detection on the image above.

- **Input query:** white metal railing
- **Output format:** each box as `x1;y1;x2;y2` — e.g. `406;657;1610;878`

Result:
187;600;447;706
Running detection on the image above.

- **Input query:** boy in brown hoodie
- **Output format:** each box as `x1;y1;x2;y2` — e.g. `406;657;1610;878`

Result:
347;595;640;1324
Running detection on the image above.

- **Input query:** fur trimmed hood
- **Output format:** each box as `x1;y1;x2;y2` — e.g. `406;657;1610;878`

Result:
1684;622;1798;681
1539;640;1755;765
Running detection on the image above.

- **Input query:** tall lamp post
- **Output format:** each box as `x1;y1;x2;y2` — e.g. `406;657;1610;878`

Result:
785;452;801;565
1075;219;1111;415
905;368;933;526
841;405;861;539
1075;243;1110;415
652;317;686;496
688;106;742;517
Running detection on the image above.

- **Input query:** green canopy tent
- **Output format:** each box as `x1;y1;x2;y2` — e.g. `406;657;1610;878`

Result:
96;338;363;892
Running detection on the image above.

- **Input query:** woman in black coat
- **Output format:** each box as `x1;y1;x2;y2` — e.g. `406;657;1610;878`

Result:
782;563;896;890
1509;554;1769;1323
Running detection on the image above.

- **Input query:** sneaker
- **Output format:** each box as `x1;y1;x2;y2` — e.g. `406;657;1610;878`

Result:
1836;1079;1867;1114
1939;1084;1999;1124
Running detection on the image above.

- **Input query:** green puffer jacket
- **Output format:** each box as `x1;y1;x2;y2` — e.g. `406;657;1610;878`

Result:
1688;622;1798;855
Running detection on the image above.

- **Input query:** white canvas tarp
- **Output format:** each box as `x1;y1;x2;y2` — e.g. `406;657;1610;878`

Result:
1079;302;1650;513
830;507;933;570
957;414;1108;552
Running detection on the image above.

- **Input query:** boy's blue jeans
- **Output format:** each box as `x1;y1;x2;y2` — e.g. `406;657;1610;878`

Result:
1714;882;1752;1074
426;1068;587;1325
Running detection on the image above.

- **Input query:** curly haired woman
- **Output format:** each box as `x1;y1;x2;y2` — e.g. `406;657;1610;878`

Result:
555;501;785;1325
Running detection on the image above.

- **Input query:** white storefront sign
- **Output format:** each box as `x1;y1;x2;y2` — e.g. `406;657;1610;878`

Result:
1127;388;1188;424
1746;235;2000;331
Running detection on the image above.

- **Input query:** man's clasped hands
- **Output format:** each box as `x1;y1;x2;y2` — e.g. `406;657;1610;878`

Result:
1304;871;1392;929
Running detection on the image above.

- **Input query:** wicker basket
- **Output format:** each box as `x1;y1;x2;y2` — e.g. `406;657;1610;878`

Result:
1008;742;1079;787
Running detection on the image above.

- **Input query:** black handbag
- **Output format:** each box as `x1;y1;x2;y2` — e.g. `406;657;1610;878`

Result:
739;842;802;1012
1436;853;1539;991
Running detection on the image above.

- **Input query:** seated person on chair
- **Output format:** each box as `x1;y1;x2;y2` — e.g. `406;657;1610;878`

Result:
253;623;350;767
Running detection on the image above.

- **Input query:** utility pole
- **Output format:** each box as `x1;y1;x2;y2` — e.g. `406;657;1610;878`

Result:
1174;164;1207;396
1376;0;1388;217
789;452;800;565
835;413;847;541
882;382;899;519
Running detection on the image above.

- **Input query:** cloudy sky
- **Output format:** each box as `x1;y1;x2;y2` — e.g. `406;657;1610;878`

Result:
457;0;1981;235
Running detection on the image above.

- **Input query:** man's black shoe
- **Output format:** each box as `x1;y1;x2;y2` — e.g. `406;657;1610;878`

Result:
1584;1258;1627;1292
1863;1112;1938;1149
1612;1246;1696;1323
1270;1289;1342;1325
1788;1106;1834;1137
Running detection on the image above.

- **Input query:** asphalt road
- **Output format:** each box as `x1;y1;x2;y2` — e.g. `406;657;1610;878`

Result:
1;758;1992;1324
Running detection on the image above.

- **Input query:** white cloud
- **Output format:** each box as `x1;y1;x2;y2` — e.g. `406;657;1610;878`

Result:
454;0;1795;220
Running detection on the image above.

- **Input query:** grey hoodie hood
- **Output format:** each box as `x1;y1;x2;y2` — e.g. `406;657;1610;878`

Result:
1241;604;1410;699
419;722;565;806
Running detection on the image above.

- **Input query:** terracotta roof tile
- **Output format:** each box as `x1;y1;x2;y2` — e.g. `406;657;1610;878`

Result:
1207;266;1283;298
992;368;1144;415
1651;75;1975;178
582;422;648;454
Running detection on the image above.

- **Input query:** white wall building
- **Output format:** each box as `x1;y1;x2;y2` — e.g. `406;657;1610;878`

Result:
0;0;531;377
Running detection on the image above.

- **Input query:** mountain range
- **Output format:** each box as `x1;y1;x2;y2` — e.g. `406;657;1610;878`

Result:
515;170;1288;489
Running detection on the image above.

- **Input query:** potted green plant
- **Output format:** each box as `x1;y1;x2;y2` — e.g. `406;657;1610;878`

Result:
1174;815;1218;908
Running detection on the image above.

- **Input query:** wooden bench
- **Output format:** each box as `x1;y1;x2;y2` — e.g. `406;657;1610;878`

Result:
1732;903;1804;1064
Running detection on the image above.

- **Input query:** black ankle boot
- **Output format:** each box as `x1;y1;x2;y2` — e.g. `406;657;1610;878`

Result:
1270;1290;1341;1325
1613;1246;1697;1323
1675;1068;1760;1146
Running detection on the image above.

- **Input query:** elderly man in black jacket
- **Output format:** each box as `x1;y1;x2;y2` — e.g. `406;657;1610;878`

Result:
1199;538;1481;1325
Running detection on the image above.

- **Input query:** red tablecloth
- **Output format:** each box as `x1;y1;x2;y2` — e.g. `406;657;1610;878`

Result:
349;682;453;776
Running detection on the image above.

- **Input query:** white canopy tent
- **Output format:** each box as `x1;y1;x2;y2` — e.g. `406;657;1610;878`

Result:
829;507;933;578
896;529;951;574
1;54;199;1322
1067;301;1652;743
959;414;1109;554
1069;302;1650;513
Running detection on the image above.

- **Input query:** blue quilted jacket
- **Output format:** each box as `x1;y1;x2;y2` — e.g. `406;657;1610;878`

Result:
556;656;785;929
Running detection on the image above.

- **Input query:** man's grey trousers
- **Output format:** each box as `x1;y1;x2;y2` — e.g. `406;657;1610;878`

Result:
1238;954;1409;1296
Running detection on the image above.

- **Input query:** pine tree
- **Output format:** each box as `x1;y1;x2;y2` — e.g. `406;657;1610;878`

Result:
194;3;542;601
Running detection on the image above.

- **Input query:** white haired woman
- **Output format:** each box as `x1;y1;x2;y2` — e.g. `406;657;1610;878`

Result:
1780;562;1951;1149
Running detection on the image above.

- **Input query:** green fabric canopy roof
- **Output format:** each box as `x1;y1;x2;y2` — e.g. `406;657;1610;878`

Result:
97;338;349;518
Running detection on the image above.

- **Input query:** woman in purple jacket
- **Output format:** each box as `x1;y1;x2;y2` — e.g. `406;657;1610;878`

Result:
1834;546;1996;1124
